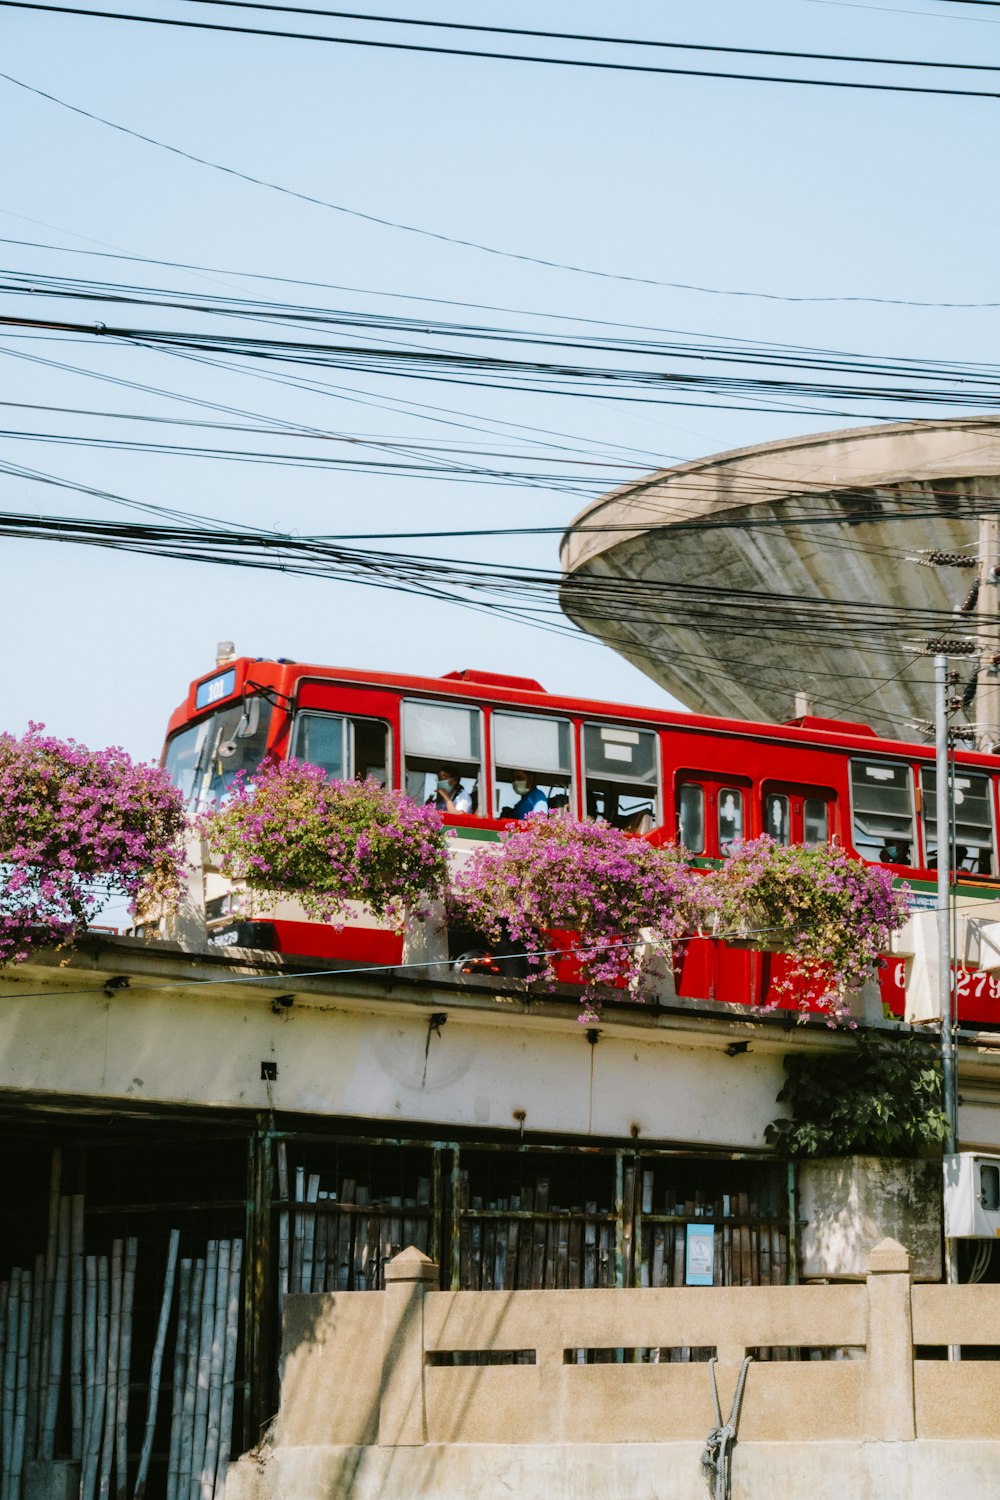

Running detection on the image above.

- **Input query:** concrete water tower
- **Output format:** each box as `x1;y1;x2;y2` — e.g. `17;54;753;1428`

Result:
559;418;1000;742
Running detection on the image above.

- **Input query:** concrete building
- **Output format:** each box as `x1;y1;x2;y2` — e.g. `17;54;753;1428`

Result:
560;418;1000;741
5;925;1000;1500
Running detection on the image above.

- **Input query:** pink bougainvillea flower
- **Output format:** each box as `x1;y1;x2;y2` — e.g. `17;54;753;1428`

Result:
0;724;186;966
201;760;448;931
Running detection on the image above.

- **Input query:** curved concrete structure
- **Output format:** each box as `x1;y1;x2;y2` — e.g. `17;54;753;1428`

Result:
560;418;1000;738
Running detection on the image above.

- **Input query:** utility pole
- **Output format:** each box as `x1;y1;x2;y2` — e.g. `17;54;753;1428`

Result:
977;514;1000;752
935;655;957;1157
935;654;959;1293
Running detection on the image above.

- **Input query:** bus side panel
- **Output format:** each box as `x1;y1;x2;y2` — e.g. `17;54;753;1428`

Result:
269;919;402;966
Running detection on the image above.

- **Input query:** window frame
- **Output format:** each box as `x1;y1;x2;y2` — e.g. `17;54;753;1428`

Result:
848;757;917;867
674;772;753;858
400;696;485;814
488;706;577;819
761;781;836;849
289;709;393;785
676;780;707;855
581;718;662;829
919;763;998;877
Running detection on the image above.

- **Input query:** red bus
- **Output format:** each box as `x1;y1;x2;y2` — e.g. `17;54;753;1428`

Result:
160;649;1000;1023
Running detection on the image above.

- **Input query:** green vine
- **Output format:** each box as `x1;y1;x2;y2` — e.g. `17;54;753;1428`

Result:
765;1033;949;1158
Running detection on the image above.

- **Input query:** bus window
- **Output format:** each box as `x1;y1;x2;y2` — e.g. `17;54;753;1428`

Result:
850;760;914;864
921;767;995;875
402;699;481;813
164;694;273;810
765;793;790;845
492;711;572;817
677;783;705;853
718;788;744;853
761;785;833;848
290;713;389;786
291;713;344;779
803;798;829;846
583;723;659;831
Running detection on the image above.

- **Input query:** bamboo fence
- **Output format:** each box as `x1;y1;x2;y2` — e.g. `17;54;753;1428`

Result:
0;1150;243;1500
275;1143;433;1302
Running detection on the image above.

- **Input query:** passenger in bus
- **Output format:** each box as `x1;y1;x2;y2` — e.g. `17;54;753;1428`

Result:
510;772;548;820
879;841;911;865
433;766;474;815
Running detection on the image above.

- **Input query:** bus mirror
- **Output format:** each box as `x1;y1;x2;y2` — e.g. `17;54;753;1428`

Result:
235;696;261;739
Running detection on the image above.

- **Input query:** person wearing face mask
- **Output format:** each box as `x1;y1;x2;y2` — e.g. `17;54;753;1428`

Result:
510;770;548;819
434;765;473;815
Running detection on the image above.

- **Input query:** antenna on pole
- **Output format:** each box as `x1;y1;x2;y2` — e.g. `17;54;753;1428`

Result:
934;653;959;1292
977;514;1000;752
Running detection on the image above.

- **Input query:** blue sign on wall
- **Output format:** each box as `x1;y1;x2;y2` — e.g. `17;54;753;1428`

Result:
685;1223;715;1286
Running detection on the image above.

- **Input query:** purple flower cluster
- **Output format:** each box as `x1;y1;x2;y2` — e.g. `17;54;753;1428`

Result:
709;835;911;1020
448;815;703;1017
0;723;186;965
201;759;449;929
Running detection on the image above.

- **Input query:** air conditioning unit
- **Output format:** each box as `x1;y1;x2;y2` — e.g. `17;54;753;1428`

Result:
944;1153;1000;1238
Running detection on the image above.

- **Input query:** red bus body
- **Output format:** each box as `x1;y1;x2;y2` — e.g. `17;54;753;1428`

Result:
161;655;1000;1025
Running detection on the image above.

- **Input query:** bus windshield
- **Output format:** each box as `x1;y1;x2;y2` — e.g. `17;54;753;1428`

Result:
164;695;273;810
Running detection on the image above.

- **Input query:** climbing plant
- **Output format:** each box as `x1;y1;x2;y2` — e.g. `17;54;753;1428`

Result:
764;1032;949;1158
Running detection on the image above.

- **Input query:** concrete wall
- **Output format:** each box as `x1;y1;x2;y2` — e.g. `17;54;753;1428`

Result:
226;1241;1000;1500
799;1156;942;1281
0;945;800;1147
5;942;1000;1150
226;1439;1000;1500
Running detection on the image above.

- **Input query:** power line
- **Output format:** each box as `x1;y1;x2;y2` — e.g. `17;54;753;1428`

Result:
802;0;1000;20
0;502;993;644
167;0;1000;74
8;230;1000;313
7;308;1000;416
6;76;1000;314
2;3;998;99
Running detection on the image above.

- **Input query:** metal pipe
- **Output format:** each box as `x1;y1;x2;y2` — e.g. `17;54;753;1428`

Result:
936;655;957;1157
936;655;961;1306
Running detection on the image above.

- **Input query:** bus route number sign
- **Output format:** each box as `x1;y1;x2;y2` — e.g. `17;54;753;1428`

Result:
195;669;237;710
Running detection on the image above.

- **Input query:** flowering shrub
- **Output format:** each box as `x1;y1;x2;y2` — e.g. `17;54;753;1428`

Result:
201;760;449;929
709;836;911;1019
448;815;703;1020
0;724;186;965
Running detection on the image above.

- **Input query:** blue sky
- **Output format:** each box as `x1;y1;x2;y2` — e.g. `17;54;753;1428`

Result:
3;0;999;758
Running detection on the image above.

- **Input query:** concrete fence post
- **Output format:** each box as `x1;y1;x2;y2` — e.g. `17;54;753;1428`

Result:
379;1246;439;1448
863;1237;915;1442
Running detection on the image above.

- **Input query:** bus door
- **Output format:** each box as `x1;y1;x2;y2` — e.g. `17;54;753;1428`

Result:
672;773;754;1006
760;782;835;850
759;782;838;1013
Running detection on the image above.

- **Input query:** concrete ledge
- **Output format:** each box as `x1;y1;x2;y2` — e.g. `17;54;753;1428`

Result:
226;1440;1000;1500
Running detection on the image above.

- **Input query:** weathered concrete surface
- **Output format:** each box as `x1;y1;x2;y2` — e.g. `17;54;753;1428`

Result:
799;1157;942;1281
560;418;1000;736
274;1247;1000;1457
23;1462;80;1500
5;940;1000;1150
226;1439;1000;1500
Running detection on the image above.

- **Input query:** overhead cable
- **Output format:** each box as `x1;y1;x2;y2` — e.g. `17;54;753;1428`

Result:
2;0;999;97
4;72;997;317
